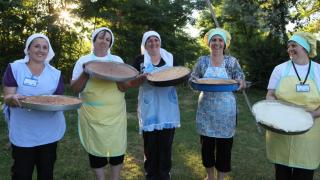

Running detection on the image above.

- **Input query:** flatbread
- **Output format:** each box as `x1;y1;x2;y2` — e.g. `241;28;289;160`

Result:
147;66;190;82
252;100;313;132
22;95;82;106
195;78;237;84
85;61;138;80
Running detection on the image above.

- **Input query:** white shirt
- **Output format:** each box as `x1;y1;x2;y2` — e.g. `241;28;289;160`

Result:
268;60;320;90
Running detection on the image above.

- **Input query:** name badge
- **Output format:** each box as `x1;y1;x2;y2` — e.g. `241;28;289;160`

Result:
296;84;310;92
23;77;38;87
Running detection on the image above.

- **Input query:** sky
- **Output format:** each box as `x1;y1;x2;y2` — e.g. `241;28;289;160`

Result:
184;10;201;38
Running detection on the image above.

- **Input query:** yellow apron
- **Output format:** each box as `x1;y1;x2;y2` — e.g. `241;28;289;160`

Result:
266;61;320;169
78;77;127;157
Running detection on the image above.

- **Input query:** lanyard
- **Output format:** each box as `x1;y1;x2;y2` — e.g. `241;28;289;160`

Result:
291;61;311;85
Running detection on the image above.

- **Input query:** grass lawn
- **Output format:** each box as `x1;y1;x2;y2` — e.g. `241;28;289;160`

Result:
1;85;319;179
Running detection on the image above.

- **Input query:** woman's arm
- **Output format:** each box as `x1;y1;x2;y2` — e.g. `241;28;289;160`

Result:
3;86;24;107
70;72;89;94
118;74;147;92
266;89;277;100
308;107;320;119
189;57;205;81
230;57;246;91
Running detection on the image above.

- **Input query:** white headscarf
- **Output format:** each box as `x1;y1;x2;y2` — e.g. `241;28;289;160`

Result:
91;27;115;54
16;33;55;63
141;31;173;68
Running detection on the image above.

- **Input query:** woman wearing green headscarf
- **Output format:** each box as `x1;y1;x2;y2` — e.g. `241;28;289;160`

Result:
190;28;246;180
266;32;320;180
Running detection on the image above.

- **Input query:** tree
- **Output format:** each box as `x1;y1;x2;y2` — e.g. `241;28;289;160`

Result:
196;0;319;88
75;0;202;65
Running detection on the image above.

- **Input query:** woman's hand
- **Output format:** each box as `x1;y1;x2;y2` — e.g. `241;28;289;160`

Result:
236;80;246;91
3;87;25;107
266;90;277;100
5;94;25;107
306;106;320;119
126;74;148;88
117;82;128;92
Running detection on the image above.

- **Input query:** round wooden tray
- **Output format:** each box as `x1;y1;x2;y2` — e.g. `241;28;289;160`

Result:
84;61;139;82
147;66;191;87
21;95;82;111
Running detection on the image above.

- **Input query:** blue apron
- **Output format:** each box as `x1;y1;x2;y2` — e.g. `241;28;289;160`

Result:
137;65;180;133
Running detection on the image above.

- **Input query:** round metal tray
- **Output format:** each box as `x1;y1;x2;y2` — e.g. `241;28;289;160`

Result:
84;60;139;82
147;66;191;87
21;95;82;111
252;100;313;135
190;80;239;92
258;122;310;135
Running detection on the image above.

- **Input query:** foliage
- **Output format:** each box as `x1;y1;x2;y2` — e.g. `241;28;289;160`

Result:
0;0;90;81
75;0;203;65
0;0;319;85
0;0;203;82
196;0;319;88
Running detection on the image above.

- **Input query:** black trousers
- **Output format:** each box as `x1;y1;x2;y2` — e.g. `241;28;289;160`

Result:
88;153;125;168
11;142;58;180
200;135;233;172
275;164;314;180
143;128;175;180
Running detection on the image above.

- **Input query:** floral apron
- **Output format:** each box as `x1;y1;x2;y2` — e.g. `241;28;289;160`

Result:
196;60;236;138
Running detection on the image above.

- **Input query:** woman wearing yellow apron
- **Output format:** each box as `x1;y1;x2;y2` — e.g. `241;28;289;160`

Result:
71;27;127;180
266;32;320;180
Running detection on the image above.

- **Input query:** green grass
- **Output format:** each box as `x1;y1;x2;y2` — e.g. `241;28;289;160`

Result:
1;86;320;179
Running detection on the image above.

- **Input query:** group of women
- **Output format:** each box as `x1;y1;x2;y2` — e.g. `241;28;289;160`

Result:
2;26;320;180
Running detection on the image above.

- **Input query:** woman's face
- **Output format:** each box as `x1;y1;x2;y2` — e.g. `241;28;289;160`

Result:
145;36;161;55
287;41;308;60
93;31;112;53
209;35;225;55
27;38;49;63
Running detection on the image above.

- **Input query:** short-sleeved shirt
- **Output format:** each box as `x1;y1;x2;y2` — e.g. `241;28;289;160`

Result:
3;65;64;94
268;60;320;91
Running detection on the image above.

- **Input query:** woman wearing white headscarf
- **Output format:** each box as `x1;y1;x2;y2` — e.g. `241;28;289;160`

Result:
129;30;180;180
266;32;320;180
71;27;126;180
2;33;65;180
190;28;246;180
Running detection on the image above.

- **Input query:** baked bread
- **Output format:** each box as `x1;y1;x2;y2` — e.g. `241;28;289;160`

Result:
147;66;190;82
85;61;138;79
195;78;237;84
252;100;313;132
22;95;82;106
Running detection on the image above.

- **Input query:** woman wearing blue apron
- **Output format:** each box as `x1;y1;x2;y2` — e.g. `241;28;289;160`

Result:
129;31;180;180
266;32;320;180
190;28;246;180
2;34;65;180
